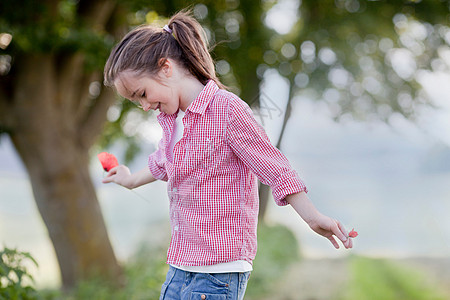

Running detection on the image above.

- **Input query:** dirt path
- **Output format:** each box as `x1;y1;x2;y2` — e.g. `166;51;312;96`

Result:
257;258;350;300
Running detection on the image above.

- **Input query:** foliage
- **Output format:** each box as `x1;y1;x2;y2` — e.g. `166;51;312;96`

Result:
339;256;448;300
266;0;450;123
0;0;114;70
245;223;301;299
0;247;40;300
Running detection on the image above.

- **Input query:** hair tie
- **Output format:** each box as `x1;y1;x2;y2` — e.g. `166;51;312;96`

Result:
163;25;172;34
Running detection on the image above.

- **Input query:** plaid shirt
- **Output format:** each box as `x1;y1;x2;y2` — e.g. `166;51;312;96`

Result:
148;80;307;266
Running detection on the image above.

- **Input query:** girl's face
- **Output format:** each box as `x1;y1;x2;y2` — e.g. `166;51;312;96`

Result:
114;69;179;115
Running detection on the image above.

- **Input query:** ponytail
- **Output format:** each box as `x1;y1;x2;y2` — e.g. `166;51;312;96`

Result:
104;9;225;90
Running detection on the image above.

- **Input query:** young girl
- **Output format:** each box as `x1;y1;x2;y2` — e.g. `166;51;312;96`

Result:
102;10;353;300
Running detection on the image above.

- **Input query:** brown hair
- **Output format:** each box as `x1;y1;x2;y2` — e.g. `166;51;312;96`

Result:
104;9;225;89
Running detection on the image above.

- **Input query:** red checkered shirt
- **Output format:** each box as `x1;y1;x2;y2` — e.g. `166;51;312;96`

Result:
148;80;307;266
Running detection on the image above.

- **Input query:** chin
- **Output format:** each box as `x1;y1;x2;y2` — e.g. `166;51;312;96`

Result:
166;108;179;115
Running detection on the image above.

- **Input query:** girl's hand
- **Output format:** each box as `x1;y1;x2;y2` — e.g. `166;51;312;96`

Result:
307;213;353;249
102;166;156;189
102;165;133;188
286;192;353;249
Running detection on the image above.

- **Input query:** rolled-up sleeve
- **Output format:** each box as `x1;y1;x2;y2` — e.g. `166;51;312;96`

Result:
148;139;168;181
226;96;307;206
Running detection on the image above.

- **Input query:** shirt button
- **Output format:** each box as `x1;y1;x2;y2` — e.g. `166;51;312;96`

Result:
174;226;179;231
201;295;206;300
173;187;177;192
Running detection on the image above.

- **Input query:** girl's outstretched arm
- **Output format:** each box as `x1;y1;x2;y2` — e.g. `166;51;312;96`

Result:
286;192;353;249
102;166;156;189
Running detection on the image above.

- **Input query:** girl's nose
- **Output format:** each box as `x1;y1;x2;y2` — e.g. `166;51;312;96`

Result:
139;101;151;111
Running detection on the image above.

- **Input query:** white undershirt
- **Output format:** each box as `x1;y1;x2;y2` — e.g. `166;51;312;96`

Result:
171;260;253;273
168;109;253;273
168;109;185;161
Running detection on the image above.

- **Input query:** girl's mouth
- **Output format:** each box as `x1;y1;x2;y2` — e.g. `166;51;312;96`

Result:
152;103;161;111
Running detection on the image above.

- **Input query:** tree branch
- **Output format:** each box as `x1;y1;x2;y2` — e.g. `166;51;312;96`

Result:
57;53;87;121
78;86;116;149
275;77;295;149
73;71;100;124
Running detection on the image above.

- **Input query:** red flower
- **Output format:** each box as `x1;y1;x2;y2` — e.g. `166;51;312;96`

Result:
349;228;358;238
97;152;119;172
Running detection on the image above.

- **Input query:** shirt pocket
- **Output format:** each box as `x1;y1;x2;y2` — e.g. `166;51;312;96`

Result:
185;135;225;171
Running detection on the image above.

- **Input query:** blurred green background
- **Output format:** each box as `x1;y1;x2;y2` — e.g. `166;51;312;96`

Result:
1;0;450;299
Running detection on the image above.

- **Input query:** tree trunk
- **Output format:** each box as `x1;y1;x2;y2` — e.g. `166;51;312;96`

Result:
6;54;122;289
11;133;123;288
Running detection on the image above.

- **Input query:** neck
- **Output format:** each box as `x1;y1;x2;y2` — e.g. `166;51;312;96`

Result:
177;75;205;111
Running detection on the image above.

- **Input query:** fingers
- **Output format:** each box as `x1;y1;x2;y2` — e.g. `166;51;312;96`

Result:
328;236;340;249
345;238;353;249
102;176;113;183
331;220;348;244
332;219;354;249
102;167;118;183
337;221;353;249
313;216;355;249
336;221;349;238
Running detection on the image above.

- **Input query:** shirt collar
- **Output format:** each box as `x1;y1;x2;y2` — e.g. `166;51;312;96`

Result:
186;80;219;115
157;80;219;122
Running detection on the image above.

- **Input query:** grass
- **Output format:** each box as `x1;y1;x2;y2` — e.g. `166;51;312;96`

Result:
339;256;448;300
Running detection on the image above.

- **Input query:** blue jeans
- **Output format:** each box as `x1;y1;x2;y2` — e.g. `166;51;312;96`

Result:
159;266;251;300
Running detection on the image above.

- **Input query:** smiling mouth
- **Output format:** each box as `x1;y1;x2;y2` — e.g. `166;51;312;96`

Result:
152;103;160;111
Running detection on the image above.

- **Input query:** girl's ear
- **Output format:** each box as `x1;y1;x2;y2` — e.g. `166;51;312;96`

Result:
159;58;173;78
